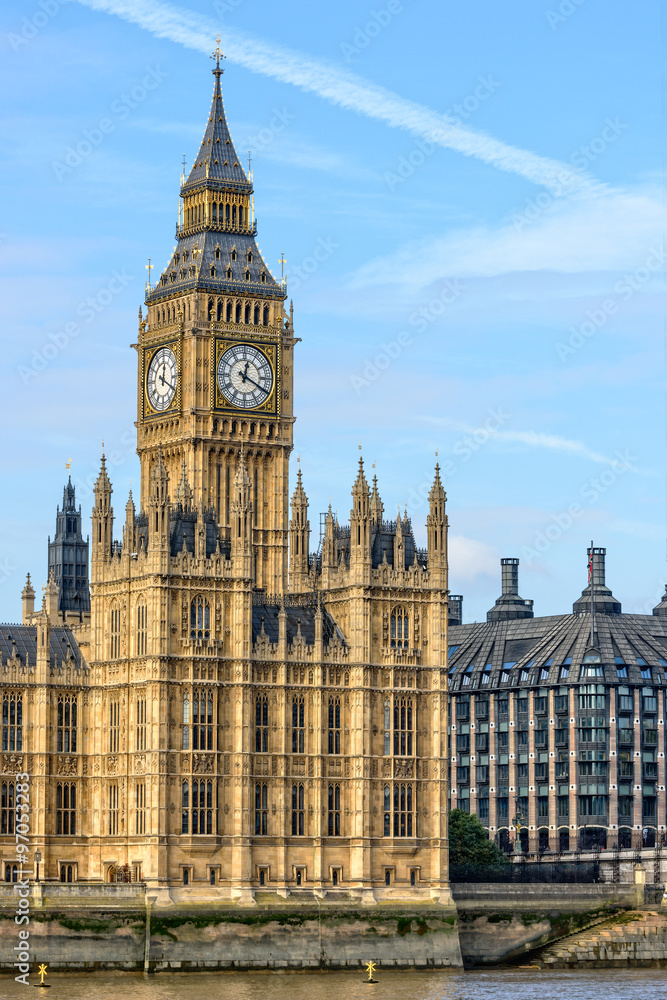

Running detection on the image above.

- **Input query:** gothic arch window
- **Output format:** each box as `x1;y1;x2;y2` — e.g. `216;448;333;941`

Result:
245;270;251;283
227;267;233;280
239;205;245;227
109;698;119;753
225;203;230;224
232;205;237;226
57;694;77;753
247;250;253;263
193;689;214;750
393;697;414;756
328;697;341;754
136;601;148;656
390;606;409;649
255;694;268;752
182;693;190;750
255;782;268;835
383;699;391;754
1;782;15;834
244;303;251;324
212;202;218;222
291;783;305;835
235;302;242;323
208;298;214;320
217;300;223;321
253;303;260;325
60;864;74;883
110;604;121;659
182;779;213;834
190;596;210;640
136;696;146;751
291;696;305;753
328;783;341;835
210;267;216;279
2;693;22;752
226;300;233;322
5;863;18;883
56;782;76;835
263;304;269;326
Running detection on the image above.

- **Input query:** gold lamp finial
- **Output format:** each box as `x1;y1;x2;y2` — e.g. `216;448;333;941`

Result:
65;458;72;472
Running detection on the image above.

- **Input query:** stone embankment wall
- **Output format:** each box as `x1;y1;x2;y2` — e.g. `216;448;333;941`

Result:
0;886;463;971
452;883;642;966
540;911;667;967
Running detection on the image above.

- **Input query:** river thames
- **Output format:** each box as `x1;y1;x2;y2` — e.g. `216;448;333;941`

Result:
0;969;663;1000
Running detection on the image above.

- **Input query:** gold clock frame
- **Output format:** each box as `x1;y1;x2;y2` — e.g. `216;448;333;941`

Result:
141;339;182;419
211;337;281;418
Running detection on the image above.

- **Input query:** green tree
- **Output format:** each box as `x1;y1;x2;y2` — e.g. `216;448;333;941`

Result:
448;809;509;868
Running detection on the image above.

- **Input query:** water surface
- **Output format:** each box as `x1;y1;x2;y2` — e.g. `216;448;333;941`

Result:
0;969;664;1000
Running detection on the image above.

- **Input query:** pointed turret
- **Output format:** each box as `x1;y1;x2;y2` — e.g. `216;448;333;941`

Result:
289;468;310;592
175;457;194;510
394;509;406;572
92;451;114;568
369;472;384;525
350;455;372;583
123;490;136;553
21;573;35;624
44;571;59;621
49;472;90;614
427;461;448;588
148;450;171;564
231;448;253;577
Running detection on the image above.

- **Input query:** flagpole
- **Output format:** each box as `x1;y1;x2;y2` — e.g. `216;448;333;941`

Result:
590;540;595;646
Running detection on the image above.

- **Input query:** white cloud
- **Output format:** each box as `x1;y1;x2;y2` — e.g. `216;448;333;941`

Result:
420;415;630;467
350;186;666;290
74;0;601;195
448;535;499;584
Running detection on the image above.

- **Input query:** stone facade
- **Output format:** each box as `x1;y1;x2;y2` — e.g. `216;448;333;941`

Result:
0;58;452;907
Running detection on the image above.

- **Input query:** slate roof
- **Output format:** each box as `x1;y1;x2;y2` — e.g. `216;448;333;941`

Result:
333;519;428;571
252;603;344;646
0;625;86;670
147;65;283;306
182;66;251;193
448;612;667;691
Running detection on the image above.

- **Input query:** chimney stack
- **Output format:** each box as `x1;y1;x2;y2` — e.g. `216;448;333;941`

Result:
487;558;534;622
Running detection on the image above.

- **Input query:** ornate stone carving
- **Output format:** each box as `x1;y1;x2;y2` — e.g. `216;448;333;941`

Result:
2;754;24;774
107;756;117;774
193;753;214;774
56;756;77;776
135;755;145;774
394;759;413;779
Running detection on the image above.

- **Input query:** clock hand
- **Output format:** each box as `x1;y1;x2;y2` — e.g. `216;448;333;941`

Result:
159;370;177;391
240;361;250;382
242;373;265;392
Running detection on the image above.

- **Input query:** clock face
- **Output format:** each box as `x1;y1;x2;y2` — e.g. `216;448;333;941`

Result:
216;344;274;409
146;346;178;412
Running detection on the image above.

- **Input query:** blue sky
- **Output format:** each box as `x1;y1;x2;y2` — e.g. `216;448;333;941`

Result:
0;0;664;623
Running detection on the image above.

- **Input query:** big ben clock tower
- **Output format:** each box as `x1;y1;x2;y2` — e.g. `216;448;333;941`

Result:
137;39;293;593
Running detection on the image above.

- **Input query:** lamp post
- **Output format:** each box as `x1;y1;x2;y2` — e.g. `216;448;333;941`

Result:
34;850;41;883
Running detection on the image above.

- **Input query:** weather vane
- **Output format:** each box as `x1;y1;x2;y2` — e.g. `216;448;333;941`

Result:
211;33;225;72
279;252;287;285
145;257;153;289
65;458;72;472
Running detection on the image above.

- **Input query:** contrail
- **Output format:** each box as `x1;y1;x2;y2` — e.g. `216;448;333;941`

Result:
75;0;603;197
